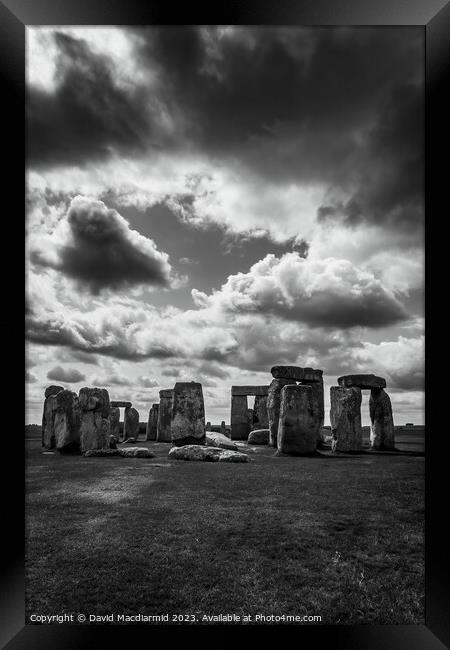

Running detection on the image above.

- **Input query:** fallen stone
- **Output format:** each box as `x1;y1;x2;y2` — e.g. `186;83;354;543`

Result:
271;366;323;383
338;374;386;390
248;428;269;445
118;447;155;458
267;378;294;447
206;432;238;450
54;389;82;454
277;384;320;455
369;388;395;450
84;449;119;457
171;382;206;446
330;386;363;452
169;445;249;463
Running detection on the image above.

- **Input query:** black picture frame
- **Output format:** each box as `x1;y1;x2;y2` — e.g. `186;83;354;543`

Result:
2;1;448;648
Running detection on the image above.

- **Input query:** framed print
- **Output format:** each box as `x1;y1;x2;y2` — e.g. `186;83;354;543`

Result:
1;0;448;648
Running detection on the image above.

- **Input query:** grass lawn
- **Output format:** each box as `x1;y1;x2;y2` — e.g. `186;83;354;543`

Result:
25;439;424;625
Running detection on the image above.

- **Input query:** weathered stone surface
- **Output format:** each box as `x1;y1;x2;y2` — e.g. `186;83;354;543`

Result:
108;407;120;441
267;378;293;447
122;437;136;444
248;428;269;445
124;407;139;439
206;421;212;431
44;385;64;399
220;421;227;434
369;388;395;450
206;432;238;450
157;389;173;442
110;400;132;408
79;387;110;416
230;394;250;440
118;447;155;458
330;386;362;452
171;382;206;446
252;395;269;431
231;385;268;397
169;445;249;463
247;408;254;431
338;374;386;390
309;378;325;446
271;366;323;383
84;449;119;457
54;390;82;453
79;387;111;453
42;394;59;449
109;434;117;449
277;385;320;455
146;403;159;441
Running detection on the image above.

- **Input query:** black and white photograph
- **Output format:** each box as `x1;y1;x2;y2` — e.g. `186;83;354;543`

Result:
24;23;427;628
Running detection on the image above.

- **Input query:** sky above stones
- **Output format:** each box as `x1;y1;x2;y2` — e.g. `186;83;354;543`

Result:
26;26;424;425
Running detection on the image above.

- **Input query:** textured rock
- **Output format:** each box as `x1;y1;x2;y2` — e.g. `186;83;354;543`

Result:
230;394;250;440
124;407;140;440
247;408;254;431
108;407;120;441
171;382;206;446
231;385;268;396
252;395;269;431
309;378;325;446
44;385;65;399
54;390;82;453
42;394;59;449
169;445;249;463
146;403;159;441
248;428;269;445
110;400;132;408
118;447;155;458
338;374;386;390
157;389;173;442
109;434;118;449
122;437;136;444
267;378;294;447
277;385;320;455
79;387;111;453
220;421;227;434
206;421;212;431
330;386;362;452
271;366;323;383
206;432;238;450
369;388;395;450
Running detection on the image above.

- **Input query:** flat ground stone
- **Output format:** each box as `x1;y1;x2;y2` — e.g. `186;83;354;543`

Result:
277;384;320;455
169;445;249;463
248;428;269;445
206;432;238;450
84;449;120;457
267;378;294;447
171;382;206;446
118;447;155;458
338;374;386;389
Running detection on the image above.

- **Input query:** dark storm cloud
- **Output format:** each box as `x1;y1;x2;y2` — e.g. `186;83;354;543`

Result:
47;365;86;383
31;196;172;293
27;32;153;166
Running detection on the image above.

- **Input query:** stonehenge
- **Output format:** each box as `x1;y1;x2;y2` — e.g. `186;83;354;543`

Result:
79;387;111;453
277;384;320;455
108;407;120;442
124;407;140;440
338;374;386;390
157;389;173;442
253;395;269;430
146;403;159;441
267;378;293;447
53;389;82;453
369;388;395;450
42;385;64;449
230;385;269;440
171;382;206;447
330;386;362;452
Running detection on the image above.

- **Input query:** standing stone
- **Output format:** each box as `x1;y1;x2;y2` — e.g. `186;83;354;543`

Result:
307;378;324;446
369;388;395;450
220;421;227;435
108;407;120;442
230;394;250;440
247;408;254;431
124;407;140;440
79;387;111;453
54;390;82;453
42;385;64;449
171;382;206;447
277;384;319;455
146;403;159;441
330;386;362;452
157;389;173;442
206;421;212;431
267;378;293;447
252;395;269;431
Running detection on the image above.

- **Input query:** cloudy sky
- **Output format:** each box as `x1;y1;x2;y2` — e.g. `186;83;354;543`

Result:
25;26;424;425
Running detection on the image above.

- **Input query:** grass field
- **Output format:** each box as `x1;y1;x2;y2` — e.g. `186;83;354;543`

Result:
25;438;424;625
